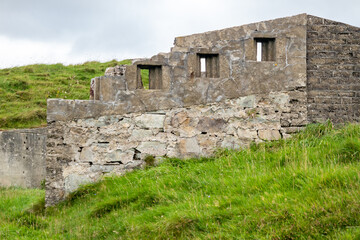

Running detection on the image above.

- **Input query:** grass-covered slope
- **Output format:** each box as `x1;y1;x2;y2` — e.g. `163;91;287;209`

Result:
0;60;131;129
1;122;360;239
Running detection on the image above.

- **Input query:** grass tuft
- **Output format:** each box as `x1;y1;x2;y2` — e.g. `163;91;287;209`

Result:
338;138;360;163
65;182;100;205
12;212;48;230
144;155;156;167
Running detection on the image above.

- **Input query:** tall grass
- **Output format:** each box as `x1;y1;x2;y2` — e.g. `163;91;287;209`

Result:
0;60;131;129
1;123;360;239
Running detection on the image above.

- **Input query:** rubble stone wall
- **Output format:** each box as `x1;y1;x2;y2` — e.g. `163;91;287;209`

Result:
307;15;360;123
0;128;46;188
46;91;306;205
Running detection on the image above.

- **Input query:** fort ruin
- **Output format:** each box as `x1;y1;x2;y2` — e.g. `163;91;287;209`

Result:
0;14;359;206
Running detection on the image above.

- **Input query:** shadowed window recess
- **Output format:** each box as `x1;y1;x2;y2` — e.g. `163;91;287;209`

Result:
137;65;162;89
255;38;276;61
196;53;219;78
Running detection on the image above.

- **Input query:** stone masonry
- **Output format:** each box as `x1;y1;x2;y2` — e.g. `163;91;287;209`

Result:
307;16;360;122
45;14;359;206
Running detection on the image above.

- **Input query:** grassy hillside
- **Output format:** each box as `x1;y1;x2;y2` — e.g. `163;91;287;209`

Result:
1;122;360;239
0;60;131;129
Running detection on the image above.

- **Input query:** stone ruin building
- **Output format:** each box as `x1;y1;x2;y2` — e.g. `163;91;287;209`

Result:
0;14;359;206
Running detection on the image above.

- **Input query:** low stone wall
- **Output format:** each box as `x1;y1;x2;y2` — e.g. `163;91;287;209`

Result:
0;128;46;188
46;91;307;206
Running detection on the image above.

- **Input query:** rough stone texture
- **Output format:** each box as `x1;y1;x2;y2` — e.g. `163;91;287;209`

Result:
46;92;300;205
45;13;360;206
0;128;46;188
307;15;360;123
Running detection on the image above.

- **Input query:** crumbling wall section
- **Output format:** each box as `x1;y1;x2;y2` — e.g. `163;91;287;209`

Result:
46;91;305;206
307;15;360;123
0;128;46;188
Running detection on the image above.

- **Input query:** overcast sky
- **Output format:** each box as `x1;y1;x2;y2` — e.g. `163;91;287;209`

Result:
0;0;359;69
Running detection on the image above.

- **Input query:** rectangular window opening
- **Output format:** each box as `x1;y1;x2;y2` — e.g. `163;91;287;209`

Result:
137;65;162;90
255;38;275;62
196;53;219;78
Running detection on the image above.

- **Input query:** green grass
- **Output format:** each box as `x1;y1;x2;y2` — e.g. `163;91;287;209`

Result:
0;59;131;129
1;122;360;239
140;69;150;89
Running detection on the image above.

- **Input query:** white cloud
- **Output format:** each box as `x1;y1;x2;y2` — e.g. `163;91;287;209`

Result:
0;0;359;69
0;35;140;68
0;35;73;68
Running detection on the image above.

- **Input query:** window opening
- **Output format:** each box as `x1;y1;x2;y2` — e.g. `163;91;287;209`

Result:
255;38;275;61
196;53;219;78
137;65;162;90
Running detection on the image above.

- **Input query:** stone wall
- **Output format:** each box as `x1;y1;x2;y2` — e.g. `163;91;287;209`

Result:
45;14;310;206
48;14;308;123
45;13;360;206
46;91;306;205
0;128;46;188
307;15;360;123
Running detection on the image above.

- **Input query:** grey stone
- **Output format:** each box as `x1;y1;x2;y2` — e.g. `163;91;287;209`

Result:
137;142;167;156
197;117;226;133
90;165;114;173
129;129;153;141
64;174;92;193
79;148;94;162
106;149;134;164
221;136;243;149
237;129;258;139
258;130;282;141
179;138;201;155
236;95;256;108
135;114;165;129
